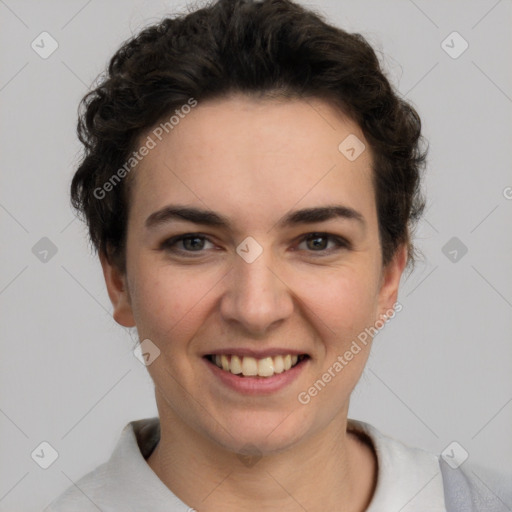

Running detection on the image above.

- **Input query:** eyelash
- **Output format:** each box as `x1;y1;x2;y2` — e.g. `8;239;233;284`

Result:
159;232;351;257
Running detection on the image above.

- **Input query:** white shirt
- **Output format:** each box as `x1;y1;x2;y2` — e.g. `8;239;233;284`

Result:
45;417;448;511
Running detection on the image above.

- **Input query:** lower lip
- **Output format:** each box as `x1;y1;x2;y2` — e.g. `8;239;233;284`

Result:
203;357;309;395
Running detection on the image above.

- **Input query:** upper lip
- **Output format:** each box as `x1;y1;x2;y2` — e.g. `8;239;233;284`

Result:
203;348;309;358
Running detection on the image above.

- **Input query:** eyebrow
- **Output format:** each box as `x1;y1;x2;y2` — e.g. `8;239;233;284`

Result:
145;204;365;231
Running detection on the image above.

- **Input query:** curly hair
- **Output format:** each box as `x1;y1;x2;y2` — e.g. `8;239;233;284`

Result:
71;0;426;274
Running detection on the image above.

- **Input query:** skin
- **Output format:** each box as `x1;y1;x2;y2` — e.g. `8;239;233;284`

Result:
101;95;407;511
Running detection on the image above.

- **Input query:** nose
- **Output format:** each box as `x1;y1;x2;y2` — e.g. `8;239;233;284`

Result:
219;247;294;337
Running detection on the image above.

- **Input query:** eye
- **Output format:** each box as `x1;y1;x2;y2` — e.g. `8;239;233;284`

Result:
159;233;216;255
296;233;350;254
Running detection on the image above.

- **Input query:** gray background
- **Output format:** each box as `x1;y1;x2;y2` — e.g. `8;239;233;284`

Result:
1;0;511;510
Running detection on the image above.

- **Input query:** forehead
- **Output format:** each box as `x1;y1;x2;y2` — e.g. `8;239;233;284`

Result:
129;95;375;234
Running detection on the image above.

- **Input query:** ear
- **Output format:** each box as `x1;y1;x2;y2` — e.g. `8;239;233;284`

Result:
376;244;408;320
100;252;135;327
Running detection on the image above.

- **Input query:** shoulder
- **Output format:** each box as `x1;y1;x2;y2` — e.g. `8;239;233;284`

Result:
44;462;110;511
45;417;164;512
440;458;512;512
348;419;511;512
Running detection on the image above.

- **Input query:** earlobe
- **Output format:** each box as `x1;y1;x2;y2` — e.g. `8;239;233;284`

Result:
99;252;136;328
377;245;408;319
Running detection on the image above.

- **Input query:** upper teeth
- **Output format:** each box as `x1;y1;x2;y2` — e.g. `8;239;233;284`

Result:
212;354;300;377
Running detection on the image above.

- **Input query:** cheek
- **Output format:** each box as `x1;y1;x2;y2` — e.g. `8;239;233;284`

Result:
294;270;379;409
129;263;218;344
295;265;380;340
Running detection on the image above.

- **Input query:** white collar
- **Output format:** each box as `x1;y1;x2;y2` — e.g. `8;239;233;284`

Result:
52;417;446;511
347;419;446;511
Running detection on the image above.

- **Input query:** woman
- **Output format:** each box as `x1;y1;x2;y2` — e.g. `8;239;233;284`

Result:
46;0;510;510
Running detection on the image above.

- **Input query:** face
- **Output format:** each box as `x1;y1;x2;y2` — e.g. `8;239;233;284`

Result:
102;95;406;454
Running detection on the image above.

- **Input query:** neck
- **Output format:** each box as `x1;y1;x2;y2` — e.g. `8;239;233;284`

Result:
147;390;377;512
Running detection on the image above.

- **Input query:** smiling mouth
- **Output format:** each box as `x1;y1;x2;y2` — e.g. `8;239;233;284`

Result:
205;354;309;378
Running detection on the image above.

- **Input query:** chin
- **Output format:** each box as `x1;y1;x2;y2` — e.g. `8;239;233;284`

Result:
201;406;314;455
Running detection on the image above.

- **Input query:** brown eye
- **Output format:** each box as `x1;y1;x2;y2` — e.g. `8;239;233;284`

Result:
181;236;206;251
306;235;329;250
159;233;215;255
298;233;350;254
